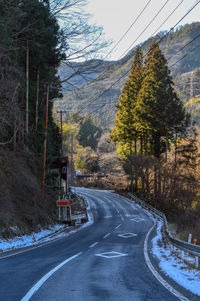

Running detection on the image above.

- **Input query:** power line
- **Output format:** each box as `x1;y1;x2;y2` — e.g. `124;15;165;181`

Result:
68;0;200;120
167;31;200;62
78;1;190;116
158;0;200;45
150;0;185;38
60;1;152;92
119;0;169;59
104;0;152;60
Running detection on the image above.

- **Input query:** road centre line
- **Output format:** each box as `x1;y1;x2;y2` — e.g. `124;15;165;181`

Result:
21;252;82;301
115;224;121;229
89;242;99;248
103;233;111;239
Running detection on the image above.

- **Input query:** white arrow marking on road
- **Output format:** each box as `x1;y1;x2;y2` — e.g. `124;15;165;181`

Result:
21;252;82;301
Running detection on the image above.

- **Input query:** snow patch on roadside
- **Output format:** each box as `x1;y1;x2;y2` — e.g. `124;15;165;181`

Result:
0;193;94;253
152;221;200;296
0;224;66;252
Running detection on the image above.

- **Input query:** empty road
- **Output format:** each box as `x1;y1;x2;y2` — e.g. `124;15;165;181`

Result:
0;188;197;300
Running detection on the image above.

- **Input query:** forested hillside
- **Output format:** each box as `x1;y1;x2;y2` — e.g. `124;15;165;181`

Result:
0;0;64;236
55;22;200;127
0;0;106;237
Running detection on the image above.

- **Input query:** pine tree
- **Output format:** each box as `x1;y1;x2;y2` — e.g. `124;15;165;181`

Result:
111;47;143;192
136;41;189;158
111;46;143;157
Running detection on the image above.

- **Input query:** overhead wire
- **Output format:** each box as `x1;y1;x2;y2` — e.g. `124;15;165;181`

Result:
76;0;193;118
65;0;200;121
75;0;178;118
167;31;200;63
60;0;152;93
158;0;200;45
118;0;169;59
84;2;200;118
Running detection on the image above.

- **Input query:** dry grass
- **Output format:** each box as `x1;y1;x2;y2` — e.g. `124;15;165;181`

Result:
0;150;56;238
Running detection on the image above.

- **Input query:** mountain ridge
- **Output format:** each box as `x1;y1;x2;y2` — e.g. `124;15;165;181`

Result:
55;22;200;127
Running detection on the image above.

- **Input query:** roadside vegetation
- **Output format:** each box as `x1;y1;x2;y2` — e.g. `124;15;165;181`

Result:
64;43;200;243
0;0;107;238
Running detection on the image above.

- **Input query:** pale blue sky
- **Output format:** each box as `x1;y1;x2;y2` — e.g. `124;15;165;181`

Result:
86;0;200;60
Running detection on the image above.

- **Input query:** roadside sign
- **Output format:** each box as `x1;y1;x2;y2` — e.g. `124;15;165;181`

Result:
57;201;68;206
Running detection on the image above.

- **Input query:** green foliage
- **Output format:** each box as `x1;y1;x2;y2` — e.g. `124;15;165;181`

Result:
75;147;100;173
111;47;143;155
78;115;103;150
57;22;200;127
136;41;189;157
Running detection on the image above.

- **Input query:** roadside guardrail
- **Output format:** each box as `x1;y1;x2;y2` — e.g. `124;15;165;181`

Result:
128;193;200;267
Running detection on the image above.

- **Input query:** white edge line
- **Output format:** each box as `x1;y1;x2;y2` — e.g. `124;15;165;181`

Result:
103;233;111;239
144;223;190;301
21;252;82;301
89;242;99;248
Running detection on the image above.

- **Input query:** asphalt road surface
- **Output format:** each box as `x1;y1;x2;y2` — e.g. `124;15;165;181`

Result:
0;188;197;301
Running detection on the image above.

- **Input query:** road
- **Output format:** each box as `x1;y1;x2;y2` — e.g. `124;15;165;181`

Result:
0;188;197;300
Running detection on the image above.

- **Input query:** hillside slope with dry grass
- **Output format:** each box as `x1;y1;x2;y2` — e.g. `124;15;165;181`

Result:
0;151;56;238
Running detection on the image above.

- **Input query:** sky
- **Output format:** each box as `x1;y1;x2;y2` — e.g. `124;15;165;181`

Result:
86;0;200;60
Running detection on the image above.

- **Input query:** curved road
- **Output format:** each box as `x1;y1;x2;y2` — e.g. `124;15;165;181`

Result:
0;188;197;300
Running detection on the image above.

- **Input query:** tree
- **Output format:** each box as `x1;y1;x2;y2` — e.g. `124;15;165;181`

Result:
111;46;143;157
0;0;22;149
78;115;102;150
135;41;190;198
136;41;189;159
111;47;143;192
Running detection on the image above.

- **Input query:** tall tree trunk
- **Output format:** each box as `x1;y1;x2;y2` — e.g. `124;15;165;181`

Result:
25;40;29;136
35;67;40;130
13;119;17;152
42;85;49;200
140;134;143;154
129;142;134;193
134;137;138;192
165;131;168;162
145;167;150;194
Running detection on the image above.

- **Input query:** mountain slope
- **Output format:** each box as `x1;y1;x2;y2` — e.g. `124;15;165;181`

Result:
55;22;200;127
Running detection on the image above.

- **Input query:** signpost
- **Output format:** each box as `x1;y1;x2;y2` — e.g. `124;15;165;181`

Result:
57;199;73;222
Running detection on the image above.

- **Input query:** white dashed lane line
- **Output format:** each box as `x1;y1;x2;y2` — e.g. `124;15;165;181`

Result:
115;224;121;230
89;242;99;248
103;233;111;239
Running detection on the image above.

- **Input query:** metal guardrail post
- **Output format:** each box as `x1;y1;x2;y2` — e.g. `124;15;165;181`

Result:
128;193;200;260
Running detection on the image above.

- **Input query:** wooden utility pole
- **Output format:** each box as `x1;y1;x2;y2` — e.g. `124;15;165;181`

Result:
25;40;29;135
42;85;49;199
70;132;74;182
57;110;67;156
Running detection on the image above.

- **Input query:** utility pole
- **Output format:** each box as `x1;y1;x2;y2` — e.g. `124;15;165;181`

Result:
70;132;74;182
57;110;67;156
42;85;49;199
